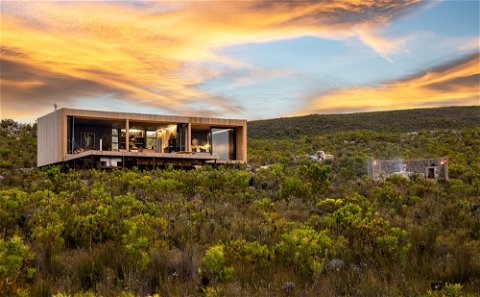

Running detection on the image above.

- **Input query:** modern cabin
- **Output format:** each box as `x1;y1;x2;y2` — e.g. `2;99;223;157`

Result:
37;108;247;168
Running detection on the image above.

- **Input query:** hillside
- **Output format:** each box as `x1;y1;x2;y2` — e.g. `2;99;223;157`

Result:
0;107;479;297
0;106;478;170
248;106;480;138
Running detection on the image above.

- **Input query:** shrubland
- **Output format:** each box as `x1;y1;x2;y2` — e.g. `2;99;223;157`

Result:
0;107;479;296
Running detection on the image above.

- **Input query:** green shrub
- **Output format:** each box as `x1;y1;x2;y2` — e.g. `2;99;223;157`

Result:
0;236;36;295
275;227;334;275
121;214;168;270
0;189;29;237
200;244;234;282
281;177;312;201
227;239;272;270
254;198;275;212
423;283;474;297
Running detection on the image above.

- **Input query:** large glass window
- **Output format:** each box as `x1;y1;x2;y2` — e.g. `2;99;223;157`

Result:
72;118;124;153
211;128;235;160
191;126;211;153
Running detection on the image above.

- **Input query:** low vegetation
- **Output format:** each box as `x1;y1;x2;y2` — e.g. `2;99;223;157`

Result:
0;107;479;296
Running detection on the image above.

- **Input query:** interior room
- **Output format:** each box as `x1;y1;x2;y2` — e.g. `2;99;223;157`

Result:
127;122;180;153
191;126;211;154
68;117;237;159
68;117;125;153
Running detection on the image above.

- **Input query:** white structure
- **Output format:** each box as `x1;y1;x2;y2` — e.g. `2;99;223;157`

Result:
307;151;334;162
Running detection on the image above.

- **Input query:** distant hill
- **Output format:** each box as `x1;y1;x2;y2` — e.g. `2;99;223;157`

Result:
248;106;480;139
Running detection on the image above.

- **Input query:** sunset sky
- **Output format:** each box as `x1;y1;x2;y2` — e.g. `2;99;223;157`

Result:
1;0;479;123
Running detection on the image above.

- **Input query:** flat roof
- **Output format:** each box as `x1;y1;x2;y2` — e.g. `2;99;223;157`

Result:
38;108;247;127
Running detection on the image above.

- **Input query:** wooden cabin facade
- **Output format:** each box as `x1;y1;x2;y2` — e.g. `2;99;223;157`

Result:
37;108;247;168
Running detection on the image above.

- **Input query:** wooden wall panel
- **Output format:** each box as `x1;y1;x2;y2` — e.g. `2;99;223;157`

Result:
236;125;247;162
37;110;63;166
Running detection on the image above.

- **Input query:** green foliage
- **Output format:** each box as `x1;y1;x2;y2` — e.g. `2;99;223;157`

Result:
275;227;334;275
200;244;234;282
281;176;312;201
0;189;30;237
203;287;220;297
254;198;275;212
316;198;343;214
0;236;36;295
227;239;272;270
0;112;478;296
375;227;411;258
121;214;168;270
302;163;331;193
423;283;474;297
0;119;36;170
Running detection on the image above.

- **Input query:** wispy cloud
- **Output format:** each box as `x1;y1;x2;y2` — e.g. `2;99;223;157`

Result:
292;53;480;115
353;23;410;63
1;0;424;120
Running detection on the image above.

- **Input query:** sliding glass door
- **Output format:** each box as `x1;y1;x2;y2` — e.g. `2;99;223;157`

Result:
211;128;236;160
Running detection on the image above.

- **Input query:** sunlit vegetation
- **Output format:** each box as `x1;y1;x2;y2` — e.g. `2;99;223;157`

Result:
0;119;36;169
0;107;479;296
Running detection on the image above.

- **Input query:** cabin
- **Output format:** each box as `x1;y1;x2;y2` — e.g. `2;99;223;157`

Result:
37;108;247;169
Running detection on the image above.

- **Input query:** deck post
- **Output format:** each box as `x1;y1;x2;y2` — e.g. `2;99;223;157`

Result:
126;119;130;152
187;123;192;153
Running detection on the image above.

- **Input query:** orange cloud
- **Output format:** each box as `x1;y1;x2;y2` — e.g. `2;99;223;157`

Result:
0;0;424;120
293;53;480;115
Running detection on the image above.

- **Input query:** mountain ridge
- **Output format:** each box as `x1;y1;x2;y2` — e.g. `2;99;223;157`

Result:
248;106;480;138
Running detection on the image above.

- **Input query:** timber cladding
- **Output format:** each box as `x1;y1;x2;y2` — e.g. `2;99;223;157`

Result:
37;108;248;167
61;108;247;127
37;109;65;167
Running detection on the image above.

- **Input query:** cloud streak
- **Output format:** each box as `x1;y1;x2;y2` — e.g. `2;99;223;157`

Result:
293;52;480;115
1;0;424;120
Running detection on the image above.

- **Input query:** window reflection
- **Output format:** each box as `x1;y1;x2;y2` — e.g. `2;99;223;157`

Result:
212;128;235;160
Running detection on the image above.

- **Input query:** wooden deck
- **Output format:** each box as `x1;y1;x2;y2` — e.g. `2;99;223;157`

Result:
64;150;220;162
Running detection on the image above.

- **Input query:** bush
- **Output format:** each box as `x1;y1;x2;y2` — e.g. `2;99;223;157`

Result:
275;227;334;275
423;283;474;297
0;236;36;295
200;244;234;283
227;239;272;270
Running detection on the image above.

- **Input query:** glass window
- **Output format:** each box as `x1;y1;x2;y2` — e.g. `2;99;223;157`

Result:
211;128;235;160
191;126;211;153
146;131;157;150
112;129;118;151
128;129;144;151
176;124;187;152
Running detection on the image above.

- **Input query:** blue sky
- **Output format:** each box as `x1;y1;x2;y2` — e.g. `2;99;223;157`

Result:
205;1;479;118
1;0;479;122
